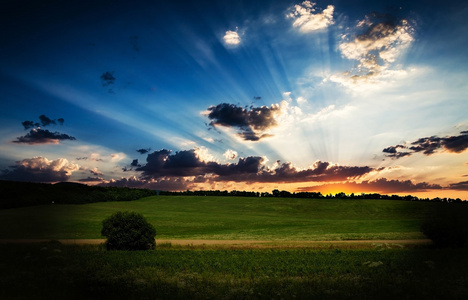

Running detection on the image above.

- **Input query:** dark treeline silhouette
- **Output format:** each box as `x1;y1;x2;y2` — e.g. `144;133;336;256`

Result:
1;180;465;209
0;180;156;209
161;189;466;203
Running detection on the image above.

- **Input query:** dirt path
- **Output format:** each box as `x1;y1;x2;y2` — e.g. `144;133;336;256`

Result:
0;238;432;247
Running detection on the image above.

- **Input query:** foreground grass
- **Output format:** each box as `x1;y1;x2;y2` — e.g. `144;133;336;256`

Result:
0;196;452;240
1;242;467;299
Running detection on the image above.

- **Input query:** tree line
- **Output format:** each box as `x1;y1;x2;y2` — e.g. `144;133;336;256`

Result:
161;189;466;203
1;180;465;209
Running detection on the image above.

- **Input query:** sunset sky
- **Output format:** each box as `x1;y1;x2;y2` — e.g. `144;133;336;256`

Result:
1;0;467;199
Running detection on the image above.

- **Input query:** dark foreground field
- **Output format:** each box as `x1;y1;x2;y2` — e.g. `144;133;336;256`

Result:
1;241;467;300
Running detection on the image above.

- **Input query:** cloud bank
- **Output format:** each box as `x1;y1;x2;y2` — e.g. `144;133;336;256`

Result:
0;157;80;182
135;148;373;184
384;131;468;158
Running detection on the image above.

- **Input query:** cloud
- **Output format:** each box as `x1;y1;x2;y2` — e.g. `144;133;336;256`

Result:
76;156;104;162
296;96;307;104
22;120;39;130
100;71;115;86
0;157;80;182
205;103;282;141
334;12;414;84
287;1;334;32
13;128;76;144
78;177;105;183
299;178;443;194
130;159;140;167
38;114;56;126
14;115;75;144
224;149;238;160
135;148;373;185
223;29;241;45
90;167;103;176
99;176;197;191
136;148;151;155
22;114;65;130
448;181;468;191
384;131;468;158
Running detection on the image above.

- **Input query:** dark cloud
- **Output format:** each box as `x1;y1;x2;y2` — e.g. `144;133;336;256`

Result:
21;115;65;130
0;157;79;183
13;129;76;144
89;168;103;176
100;71;115;86
76;157;104;162
383;131;468;158
206;103;281;141
443;131;468;153
78;177;104;182
39;114;56;126
136;148;151;155
131;159;140;167
448;181;468;191
99;176;197;191
15;115;73;144
22;120;39;130
136;149;373;184
409;136;442;155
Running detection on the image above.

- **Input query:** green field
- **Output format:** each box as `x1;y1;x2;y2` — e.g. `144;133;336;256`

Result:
1;242;467;299
1;196;467;299
0;195;449;240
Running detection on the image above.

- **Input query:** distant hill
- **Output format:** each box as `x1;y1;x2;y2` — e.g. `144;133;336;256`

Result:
0;180;156;209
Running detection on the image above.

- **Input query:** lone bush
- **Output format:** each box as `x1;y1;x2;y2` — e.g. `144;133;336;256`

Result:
101;211;156;250
420;213;468;248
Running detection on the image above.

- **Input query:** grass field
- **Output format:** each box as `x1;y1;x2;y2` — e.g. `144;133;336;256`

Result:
1;196;467;299
1;242;467;299
0;195;445;240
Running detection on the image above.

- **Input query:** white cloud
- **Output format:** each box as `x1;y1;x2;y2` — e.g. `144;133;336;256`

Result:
297;96;307;104
194;146;216;163
223;149;238;160
334;17;414;87
1;156;81;182
287;1;334;33
223;30;241;45
282;91;292;102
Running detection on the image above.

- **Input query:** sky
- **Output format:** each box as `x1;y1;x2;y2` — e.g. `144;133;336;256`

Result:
1;0;468;199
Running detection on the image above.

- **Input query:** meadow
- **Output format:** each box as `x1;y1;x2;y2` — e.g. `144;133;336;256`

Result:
1;242;467;299
1;195;467;299
0;195;442;240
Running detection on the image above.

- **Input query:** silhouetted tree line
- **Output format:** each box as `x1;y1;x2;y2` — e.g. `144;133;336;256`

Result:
161;189;466;203
0;181;156;209
1;180;465;209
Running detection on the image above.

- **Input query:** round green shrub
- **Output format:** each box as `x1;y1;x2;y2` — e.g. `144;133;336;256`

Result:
101;211;156;250
420;217;468;248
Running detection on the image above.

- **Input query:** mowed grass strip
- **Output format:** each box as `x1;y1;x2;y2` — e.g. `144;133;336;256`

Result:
0;196;447;240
